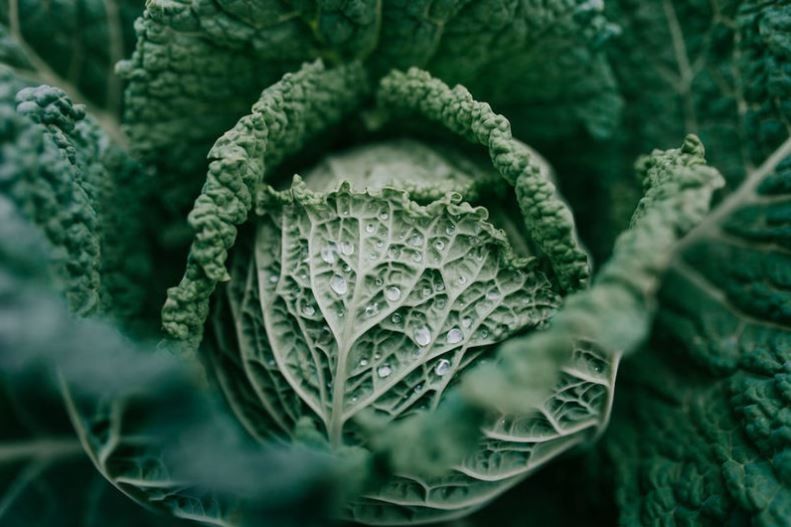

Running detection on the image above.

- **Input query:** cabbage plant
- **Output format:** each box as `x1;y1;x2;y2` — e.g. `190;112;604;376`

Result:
0;1;789;526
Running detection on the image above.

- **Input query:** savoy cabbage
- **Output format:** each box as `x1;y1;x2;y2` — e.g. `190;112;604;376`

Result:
0;0;788;526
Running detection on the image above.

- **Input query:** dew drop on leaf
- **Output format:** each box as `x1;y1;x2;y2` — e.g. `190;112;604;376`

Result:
339;241;354;255
302;304;316;316
446;327;463;344
487;290;501;301
435;359;451;376
462;317;473;328
377;364;392;378
414;326;431;347
391;313;402;324
385;286;401;301
365;223;375;233
330;275;348;296
434;240;445;250
364;303;379;318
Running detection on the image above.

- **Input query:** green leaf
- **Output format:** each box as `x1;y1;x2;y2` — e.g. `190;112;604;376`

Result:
161;60;370;352
0;378;182;527
0;66;154;331
0;0;144;141
606;138;791;526
119;0;620;179
553;0;790;261
376;67;591;293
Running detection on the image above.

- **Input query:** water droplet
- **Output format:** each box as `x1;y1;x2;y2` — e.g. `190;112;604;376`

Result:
351;396;359;403
435;282;445;292
267;359;276;368
377;365;392;378
435;359;451;376
462;317;473;328
376;240;384;248
436;298;446;308
487;290;501;301
368;253;377;261
379;211;389;221
445;224;455;235
374;352;381;360
375;278;383;286
414;326;431;347
412;252;423;263
388;246;400;258
364;303;379;318
593;363;604;373
391;313;402;324
446;327;464;344
409;234;423;247
434;240;445;250
480;329;489;338
385;286;401;302
300;273;308;281
421;287;431;298
320;245;336;264
365;223;375;233
458;275;467;285
339;241;354;256
476;252;485;261
330;275;348;296
268;274;278;284
414;383;424;393
337;307;345;318
343;264;352;273
302;305;316;316
359;358;369;367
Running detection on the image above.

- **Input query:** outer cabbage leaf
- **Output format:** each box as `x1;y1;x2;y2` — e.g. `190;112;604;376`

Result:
606;140;791;526
0;67;153;330
119;0;620;182
554;0;790;261
0;195;350;527
0;196;182;526
0;0;144;140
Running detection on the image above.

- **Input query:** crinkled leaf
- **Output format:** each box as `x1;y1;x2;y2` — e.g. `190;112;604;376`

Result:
162;60;370;352
607;140;791;526
0;66;154;330
553;0;790;261
0;0;144;140
120;0;620;178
